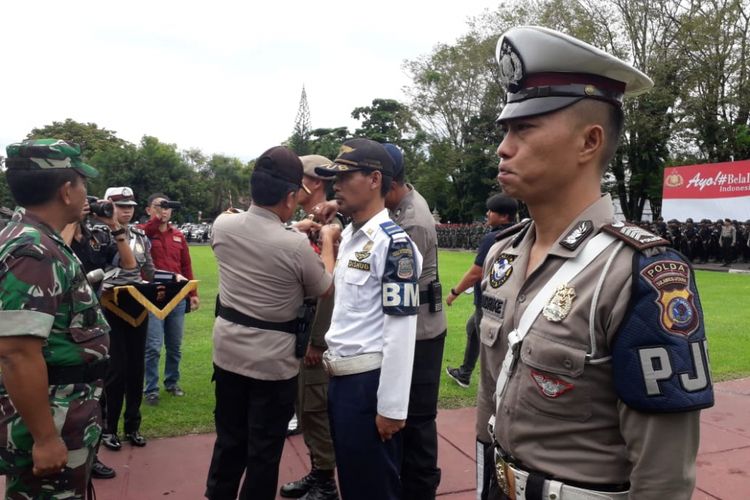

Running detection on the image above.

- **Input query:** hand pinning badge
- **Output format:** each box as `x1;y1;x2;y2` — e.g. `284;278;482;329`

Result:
542;284;576;322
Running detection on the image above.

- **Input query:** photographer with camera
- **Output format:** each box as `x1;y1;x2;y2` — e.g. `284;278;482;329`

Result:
96;187;155;453
62;191;139;481
139;193;198;406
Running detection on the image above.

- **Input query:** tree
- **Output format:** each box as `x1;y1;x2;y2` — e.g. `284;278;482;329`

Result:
288;86;312;155
27;118;128;158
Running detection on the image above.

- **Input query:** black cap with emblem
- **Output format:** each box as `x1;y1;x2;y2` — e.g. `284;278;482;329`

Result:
314;138;394;178
495;26;654;123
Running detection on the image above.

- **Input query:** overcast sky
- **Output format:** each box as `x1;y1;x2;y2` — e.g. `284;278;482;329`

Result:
0;0;500;161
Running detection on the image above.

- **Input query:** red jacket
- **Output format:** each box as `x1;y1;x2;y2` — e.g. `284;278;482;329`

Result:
138;217;197;297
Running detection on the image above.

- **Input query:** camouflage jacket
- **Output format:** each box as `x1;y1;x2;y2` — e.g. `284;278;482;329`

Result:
0;208;110;368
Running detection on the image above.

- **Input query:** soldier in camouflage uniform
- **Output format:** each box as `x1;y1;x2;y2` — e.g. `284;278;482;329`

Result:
0;139;110;499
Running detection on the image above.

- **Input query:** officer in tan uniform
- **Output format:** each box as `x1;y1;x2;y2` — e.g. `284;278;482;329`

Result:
205;146;335;500
383;143;447;500
476;27;714;500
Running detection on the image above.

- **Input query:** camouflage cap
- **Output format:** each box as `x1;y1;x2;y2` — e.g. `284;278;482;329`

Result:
5;139;98;178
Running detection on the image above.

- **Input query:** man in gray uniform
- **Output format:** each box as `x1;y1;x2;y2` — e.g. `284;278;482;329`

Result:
383;143;447;500
206;146;335;500
476;27;713;499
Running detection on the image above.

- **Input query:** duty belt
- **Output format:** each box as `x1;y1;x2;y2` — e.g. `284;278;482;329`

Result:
494;448;629;500
322;352;383;377
215;297;297;334
47;359;109;385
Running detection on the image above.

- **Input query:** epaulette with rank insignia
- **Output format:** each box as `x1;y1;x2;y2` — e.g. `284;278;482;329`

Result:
601;222;670;251
493;218;532;248
130;226;146;237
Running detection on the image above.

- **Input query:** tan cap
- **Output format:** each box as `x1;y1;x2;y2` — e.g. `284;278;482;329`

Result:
300;154;333;180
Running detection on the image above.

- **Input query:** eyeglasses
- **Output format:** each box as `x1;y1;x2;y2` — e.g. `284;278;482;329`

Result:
300;183;312;195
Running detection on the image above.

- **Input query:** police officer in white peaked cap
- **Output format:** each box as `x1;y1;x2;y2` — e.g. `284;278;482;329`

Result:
476;26;713;500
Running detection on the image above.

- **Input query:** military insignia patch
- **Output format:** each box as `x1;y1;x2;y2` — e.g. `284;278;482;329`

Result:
530;370;574;398
363;241;374;252
640;260;699;336
542;284;576;322
135;242;144;254
560;220;593;250
348;260;371;271
489;253;516;288
397;257;414;279
602;223;669;251
355;251;370;261
497;37;525;92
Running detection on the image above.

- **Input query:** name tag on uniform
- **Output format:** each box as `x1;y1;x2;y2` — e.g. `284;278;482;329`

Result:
348;260;371;271
173;236;182;242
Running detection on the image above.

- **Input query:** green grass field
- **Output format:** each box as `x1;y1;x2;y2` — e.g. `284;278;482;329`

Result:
139;246;750;438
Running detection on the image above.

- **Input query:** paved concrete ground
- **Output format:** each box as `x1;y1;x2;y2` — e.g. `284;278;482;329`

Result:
69;377;748;499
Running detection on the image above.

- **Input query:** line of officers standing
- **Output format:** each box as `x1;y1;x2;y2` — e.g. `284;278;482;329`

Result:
206;25;715;500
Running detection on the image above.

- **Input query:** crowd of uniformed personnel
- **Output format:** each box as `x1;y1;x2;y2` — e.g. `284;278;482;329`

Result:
0;24;725;500
437;218;750;267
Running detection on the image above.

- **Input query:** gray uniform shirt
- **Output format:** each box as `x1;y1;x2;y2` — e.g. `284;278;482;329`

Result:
391;185;447;340
211;205;332;381
476;195;702;499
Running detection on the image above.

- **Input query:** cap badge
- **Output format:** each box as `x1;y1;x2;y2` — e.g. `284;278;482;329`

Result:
543;284;576;322
560;220;593;250
339;145;355;155
498;38;524;93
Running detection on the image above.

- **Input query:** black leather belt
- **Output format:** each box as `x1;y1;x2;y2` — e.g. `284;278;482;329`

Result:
215;297;297;334
47;359;109;385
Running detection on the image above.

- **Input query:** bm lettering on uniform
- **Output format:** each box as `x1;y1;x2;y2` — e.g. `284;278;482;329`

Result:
639;340;710;396
382;282;419;308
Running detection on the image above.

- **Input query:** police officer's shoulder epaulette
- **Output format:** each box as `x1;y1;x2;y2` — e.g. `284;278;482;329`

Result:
601;222;670;251
379;221;407;239
494;218;531;247
130;226;146;237
10;244;45;261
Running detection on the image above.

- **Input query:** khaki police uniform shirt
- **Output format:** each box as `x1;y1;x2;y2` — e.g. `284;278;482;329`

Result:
211;205;332;381
392;185;447;340
476;195;701;499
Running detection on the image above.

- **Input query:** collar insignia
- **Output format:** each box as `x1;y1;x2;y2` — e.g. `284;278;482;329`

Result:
542;284;576;322
560;220;593;250
531;370;574;398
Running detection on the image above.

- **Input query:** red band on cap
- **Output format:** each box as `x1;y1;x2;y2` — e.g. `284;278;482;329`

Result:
524;72;625;93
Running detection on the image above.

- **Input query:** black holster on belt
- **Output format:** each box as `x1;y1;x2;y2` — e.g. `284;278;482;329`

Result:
47;358;109;385
419;280;443;313
295;300;317;358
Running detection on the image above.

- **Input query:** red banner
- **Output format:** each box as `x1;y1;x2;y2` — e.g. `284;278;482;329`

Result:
663;161;750;199
662;161;750;221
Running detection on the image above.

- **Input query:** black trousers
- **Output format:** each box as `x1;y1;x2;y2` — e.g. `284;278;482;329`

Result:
401;331;446;500
205;365;296;500
459;309;482;378
102;309;147;434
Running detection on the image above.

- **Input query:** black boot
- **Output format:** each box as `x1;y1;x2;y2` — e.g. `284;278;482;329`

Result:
301;470;339;500
280;469;319;498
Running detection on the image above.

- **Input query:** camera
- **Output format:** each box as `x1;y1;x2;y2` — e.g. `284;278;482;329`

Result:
86;196;114;218
159;200;182;210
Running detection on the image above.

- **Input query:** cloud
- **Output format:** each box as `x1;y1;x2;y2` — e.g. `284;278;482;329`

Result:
0;0;499;160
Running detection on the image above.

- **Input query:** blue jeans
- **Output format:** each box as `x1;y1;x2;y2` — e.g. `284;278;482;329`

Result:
144;300;187;395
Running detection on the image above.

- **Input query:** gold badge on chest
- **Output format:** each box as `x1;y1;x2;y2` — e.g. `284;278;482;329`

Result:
542;284;576;322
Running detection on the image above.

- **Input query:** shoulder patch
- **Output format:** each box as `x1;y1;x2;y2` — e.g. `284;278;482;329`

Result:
601;222;669;251
612;250;714;413
382;235;419;316
130;226;146;236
